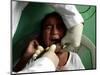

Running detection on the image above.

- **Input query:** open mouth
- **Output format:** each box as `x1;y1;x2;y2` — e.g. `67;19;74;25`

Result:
51;39;60;44
47;39;63;53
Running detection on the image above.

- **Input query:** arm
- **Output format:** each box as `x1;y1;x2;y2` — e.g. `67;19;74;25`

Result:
13;40;39;72
17;57;56;73
15;44;59;73
62;23;83;47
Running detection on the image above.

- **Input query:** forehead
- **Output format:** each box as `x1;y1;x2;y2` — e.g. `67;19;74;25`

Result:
43;16;63;25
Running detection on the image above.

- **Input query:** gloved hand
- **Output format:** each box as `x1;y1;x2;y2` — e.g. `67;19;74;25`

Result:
48;4;75;15
13;40;42;72
43;44;59;68
61;23;83;48
32;45;44;60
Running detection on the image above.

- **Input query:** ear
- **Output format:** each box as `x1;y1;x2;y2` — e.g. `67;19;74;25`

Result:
61;23;83;47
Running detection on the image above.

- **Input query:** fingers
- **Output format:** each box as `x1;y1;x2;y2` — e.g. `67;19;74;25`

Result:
48;44;56;52
24;40;39;58
32;44;56;60
42;44;59;68
32;40;39;49
35;46;44;55
45;44;57;52
45;47;50;51
38;45;44;51
33;45;44;60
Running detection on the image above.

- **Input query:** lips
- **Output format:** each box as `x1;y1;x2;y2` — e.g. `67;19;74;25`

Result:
50;39;60;44
50;35;60;43
51;35;60;39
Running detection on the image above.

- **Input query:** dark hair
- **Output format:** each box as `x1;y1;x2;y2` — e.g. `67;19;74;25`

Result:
41;12;67;29
40;12;67;35
38;12;67;48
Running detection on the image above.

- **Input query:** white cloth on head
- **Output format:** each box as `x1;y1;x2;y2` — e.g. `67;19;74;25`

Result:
50;4;84;29
50;4;84;47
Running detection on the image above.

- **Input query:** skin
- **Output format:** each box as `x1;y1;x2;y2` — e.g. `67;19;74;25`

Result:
13;12;69;72
42;16;65;47
13;40;39;72
42;12;69;67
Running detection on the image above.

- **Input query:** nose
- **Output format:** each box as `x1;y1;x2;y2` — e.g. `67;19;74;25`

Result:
51;25;59;35
51;25;60;39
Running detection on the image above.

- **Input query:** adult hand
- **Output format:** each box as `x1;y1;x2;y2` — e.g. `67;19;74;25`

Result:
23;40;39;58
13;40;40;72
43;44;59;68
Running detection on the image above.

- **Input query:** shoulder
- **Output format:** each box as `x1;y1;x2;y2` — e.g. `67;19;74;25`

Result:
65;51;82;66
64;51;85;70
68;51;81;63
68;51;85;69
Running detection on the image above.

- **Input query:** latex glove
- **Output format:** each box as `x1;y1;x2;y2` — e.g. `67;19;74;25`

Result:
61;23;83;47
49;4;84;28
48;4;75;15
32;45;44;60
13;40;40;72
43;44;59;68
24;40;51;59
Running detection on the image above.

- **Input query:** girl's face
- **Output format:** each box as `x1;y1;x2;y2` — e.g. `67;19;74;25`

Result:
42;16;66;47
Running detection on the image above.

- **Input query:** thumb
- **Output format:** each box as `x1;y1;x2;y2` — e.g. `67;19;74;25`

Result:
38;45;44;52
49;44;56;52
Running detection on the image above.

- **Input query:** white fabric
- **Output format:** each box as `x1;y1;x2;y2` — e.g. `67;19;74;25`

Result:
65;52;85;70
57;51;85;71
16;51;84;73
50;4;84;47
50;4;84;29
61;24;83;47
12;2;84;73
12;1;28;37
12;2;84;36
18;57;56;73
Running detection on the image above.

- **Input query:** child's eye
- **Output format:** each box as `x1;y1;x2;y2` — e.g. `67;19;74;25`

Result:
45;25;52;29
